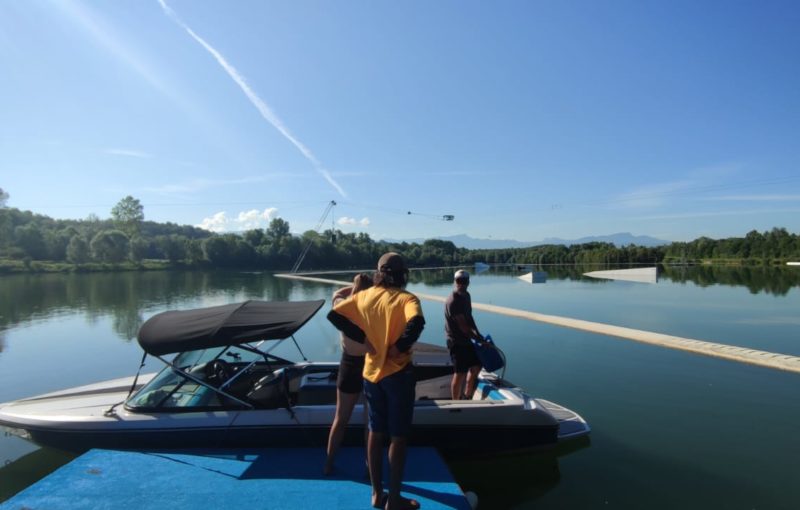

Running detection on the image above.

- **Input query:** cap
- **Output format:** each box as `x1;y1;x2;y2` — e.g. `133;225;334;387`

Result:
454;270;470;281
377;252;407;273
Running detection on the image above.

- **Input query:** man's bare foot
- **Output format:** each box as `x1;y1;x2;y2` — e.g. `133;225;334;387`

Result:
372;491;388;509
323;458;334;476
385;495;420;510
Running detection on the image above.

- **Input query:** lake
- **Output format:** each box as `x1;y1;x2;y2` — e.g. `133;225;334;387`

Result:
1;266;799;508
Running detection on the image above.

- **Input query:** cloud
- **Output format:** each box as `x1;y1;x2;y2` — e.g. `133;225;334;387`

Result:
105;148;153;159
158;0;347;199
337;216;370;227
635;207;800;221
197;208;279;232
608;180;696;209
705;194;800;202
143;176;270;195
54;1;175;99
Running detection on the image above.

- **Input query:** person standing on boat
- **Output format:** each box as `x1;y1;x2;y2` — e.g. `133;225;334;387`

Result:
445;269;485;400
324;272;373;476
327;252;425;510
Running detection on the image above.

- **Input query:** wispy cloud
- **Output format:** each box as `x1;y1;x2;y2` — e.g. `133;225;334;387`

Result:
105;148;153;159
142;176;271;195
608;180;696;208
605;163;752;209
338;216;370;227
705;195;800;202
197;207;279;232
55;1;173;99
636;207;800;221
158;0;347;199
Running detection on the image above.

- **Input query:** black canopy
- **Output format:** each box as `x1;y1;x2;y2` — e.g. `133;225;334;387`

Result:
137;300;325;356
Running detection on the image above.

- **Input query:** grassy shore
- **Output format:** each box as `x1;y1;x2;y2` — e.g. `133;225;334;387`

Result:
0;259;175;274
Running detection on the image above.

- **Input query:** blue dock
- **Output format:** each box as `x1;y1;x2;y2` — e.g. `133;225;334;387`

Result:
1;447;472;509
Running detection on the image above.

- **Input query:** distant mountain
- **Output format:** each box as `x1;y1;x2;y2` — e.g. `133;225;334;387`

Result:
382;232;670;250
539;233;670;248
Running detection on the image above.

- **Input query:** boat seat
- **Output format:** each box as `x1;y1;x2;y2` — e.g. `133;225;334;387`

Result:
296;372;337;405
247;369;290;409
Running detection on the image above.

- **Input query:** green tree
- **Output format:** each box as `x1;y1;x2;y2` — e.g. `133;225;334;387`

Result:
266;218;290;242
244;228;266;247
90;230;130;263
154;234;187;262
14;224;47;259
111;196;144;237
185;238;204;265
66;235;90;263
129;236;150;263
0;187;8;208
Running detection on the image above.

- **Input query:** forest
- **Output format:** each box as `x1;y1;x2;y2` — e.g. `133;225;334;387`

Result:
1;195;799;273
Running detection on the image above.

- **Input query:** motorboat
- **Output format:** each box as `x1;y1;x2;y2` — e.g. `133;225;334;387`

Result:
0;300;589;452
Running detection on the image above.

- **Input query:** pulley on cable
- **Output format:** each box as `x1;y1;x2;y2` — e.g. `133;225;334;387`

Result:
406;211;455;221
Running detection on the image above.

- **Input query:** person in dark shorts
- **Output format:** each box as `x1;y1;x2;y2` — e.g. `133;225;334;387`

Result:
324;273;373;475
328;253;425;510
444;270;485;400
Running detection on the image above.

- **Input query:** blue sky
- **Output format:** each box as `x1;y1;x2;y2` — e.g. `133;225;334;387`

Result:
1;0;798;243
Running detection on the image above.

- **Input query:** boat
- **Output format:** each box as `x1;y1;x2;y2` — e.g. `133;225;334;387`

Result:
0;300;589;453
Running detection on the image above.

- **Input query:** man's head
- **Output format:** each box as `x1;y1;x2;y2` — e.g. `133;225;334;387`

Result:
374;252;409;288
352;272;373;293
454;269;470;292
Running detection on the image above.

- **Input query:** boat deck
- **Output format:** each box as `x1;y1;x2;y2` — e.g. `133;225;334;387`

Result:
0;447;472;509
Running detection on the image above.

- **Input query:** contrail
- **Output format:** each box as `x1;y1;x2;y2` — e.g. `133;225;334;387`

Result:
158;0;347;198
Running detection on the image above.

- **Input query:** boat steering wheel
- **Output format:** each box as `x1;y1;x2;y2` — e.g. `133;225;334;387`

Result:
205;359;233;386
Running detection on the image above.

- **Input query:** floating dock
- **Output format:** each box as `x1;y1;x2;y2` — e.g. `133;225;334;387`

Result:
583;267;658;284
0;447;472;510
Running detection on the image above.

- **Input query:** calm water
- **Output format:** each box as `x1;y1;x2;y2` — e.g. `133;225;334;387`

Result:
1;266;799;508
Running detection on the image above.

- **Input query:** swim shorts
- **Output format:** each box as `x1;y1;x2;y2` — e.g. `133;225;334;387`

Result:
337;352;366;394
363;366;415;437
447;339;481;373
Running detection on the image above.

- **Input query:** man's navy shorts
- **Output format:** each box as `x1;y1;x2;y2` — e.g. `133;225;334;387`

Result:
363;367;415;437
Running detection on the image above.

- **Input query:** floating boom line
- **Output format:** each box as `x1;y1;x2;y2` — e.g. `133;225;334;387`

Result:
276;272;800;375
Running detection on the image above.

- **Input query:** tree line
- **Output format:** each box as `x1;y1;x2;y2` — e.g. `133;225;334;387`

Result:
1;195;799;273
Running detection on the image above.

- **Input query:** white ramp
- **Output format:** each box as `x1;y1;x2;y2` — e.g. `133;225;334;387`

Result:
583;267;658;284
518;271;548;283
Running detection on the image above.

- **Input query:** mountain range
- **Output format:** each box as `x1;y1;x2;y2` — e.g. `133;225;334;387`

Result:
383;232;670;250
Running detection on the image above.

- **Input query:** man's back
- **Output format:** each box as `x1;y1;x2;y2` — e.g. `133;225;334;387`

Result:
333;286;423;382
444;290;472;344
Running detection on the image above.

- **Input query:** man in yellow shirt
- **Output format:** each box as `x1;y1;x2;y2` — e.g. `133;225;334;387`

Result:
328;252;425;510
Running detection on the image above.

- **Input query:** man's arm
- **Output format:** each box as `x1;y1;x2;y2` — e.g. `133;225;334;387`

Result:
326;309;366;344
454;314;484;342
393;315;426;353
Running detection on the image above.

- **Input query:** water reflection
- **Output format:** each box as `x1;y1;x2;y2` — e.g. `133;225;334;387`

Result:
0;446;76;502
444;437;590;509
0;266;797;342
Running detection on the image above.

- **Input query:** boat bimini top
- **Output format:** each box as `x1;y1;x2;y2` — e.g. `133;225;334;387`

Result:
107;300;325;415
137;299;325;356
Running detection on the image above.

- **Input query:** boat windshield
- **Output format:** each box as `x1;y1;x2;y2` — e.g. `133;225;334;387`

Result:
127;344;274;410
